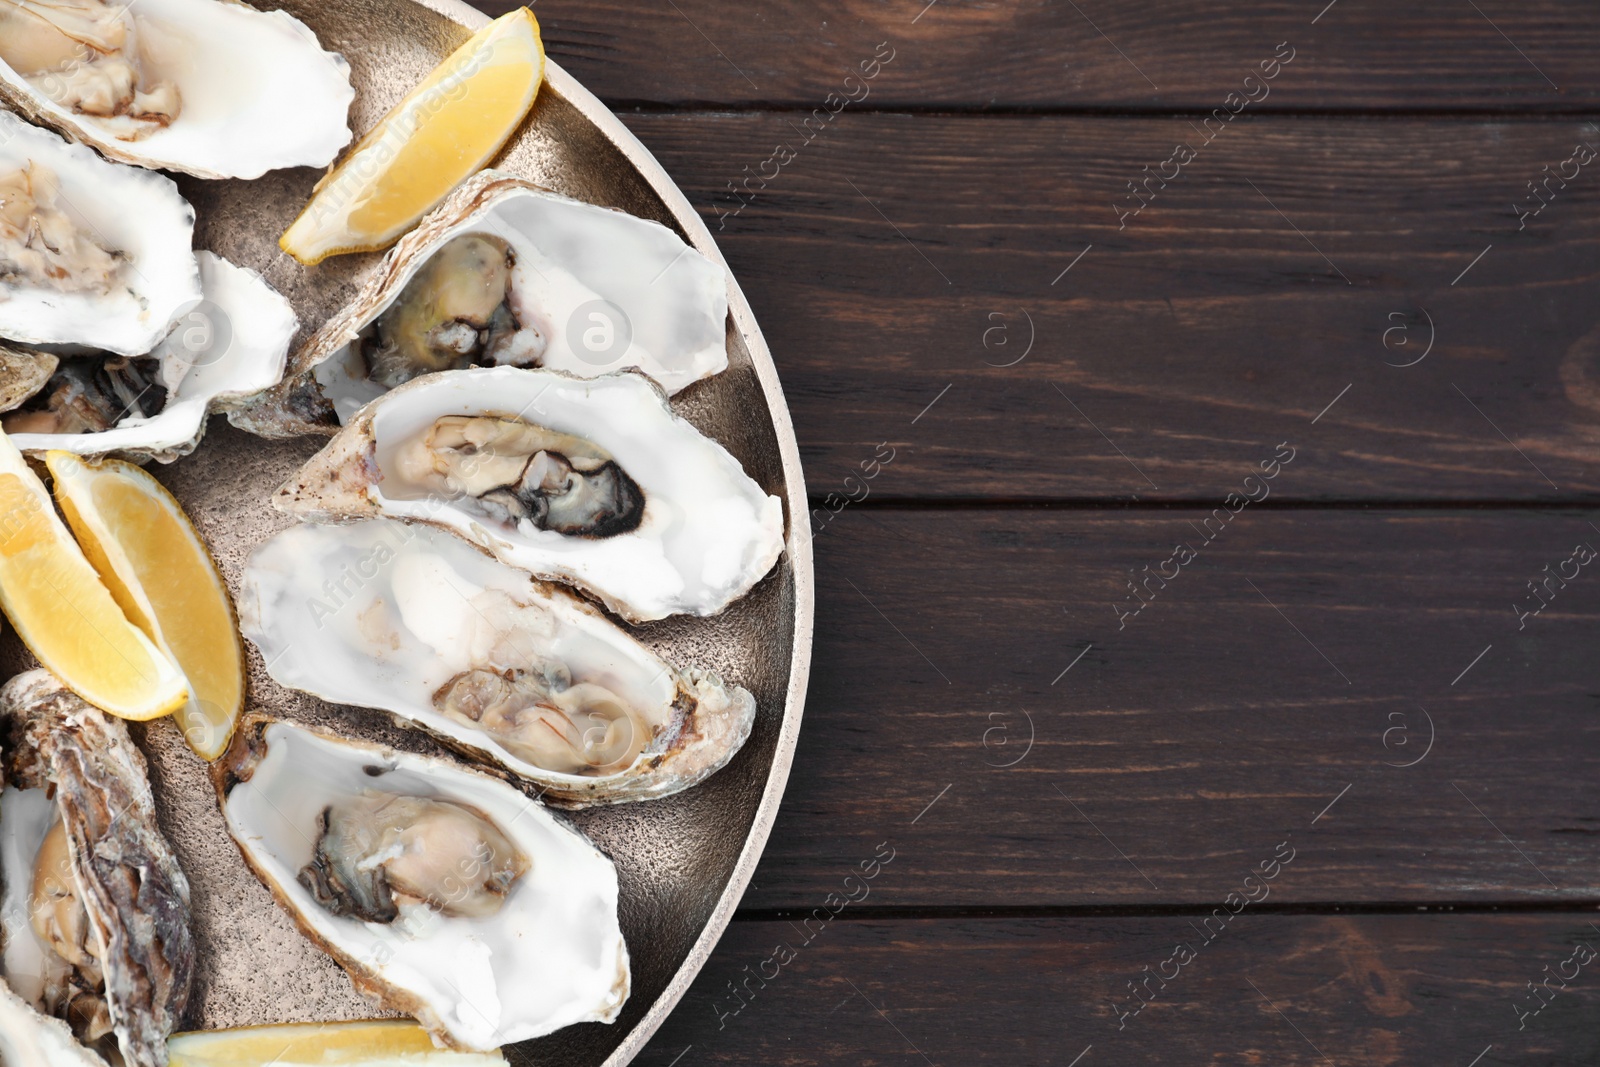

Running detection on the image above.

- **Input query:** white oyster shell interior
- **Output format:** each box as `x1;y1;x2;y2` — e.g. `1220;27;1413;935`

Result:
0;111;200;356
312;183;729;418
10;251;297;459
0;0;354;179
221;723;630;1051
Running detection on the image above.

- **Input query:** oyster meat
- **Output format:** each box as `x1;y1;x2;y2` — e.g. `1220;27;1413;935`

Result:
214;718;630;1051
0;111;200;357
240;519;757;805
0;0;354;180
237;172;729;434
299;792;528;924
4;251;297;462
0;162;119;293
0;670;194;1067
276;367;785;622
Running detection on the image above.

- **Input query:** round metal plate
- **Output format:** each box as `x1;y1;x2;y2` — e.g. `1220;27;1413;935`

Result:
0;4;812;1065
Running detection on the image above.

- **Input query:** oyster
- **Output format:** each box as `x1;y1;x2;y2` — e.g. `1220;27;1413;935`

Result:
214;718;630;1051
4;251;297;461
276;367;786;623
0;670;194;1067
0;0;354;180
0;110;201;356
236;172;729;434
239;519;757;805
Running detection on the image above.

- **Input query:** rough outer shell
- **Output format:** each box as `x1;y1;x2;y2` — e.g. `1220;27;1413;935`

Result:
273;367;786;623
0;977;111;1066
212;717;631;1052
9;251;298;463
231;171;729;437
0;670;194;1067
238;518;757;806
0;112;201;357
0;344;58;412
0;0;354;180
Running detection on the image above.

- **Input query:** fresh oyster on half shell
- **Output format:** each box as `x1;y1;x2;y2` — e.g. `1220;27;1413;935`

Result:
234;171;729;435
4;251;298;462
213;718;630;1051
0;670;194;1067
0;111;201;356
274;367;785;623
239;518;757;805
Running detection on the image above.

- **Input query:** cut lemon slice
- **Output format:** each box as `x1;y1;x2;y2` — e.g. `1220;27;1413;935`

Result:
168;1020;507;1066
0;435;186;720
280;8;545;265
47;452;243;757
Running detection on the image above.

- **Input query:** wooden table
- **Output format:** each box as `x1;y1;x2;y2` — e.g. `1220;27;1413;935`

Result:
474;2;1600;1062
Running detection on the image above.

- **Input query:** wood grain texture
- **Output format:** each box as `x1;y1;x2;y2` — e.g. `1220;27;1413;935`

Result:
478;0;1600;111
450;6;1600;1059
741;508;1600;908
643;914;1600;1065
609;112;1600;503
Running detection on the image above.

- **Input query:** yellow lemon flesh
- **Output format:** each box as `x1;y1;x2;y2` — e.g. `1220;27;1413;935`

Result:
47;452;243;757
168;1020;508;1066
280;8;545;265
0;437;186;720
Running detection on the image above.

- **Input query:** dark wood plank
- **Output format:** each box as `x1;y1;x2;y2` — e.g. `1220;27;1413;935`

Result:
613;113;1600;503
476;0;1600;111
641;914;1600;1065
742;508;1600;909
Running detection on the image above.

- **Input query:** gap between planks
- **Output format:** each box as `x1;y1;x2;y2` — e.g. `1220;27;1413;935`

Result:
731;901;1600;922
805;497;1600;511
590;100;1600;120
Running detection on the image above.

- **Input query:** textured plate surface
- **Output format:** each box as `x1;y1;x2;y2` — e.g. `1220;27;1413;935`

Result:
0;4;812;1065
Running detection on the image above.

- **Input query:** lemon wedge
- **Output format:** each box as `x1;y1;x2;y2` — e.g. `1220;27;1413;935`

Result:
0;435;186;720
168;1020;507;1066
280;8;546;265
47;452;243;757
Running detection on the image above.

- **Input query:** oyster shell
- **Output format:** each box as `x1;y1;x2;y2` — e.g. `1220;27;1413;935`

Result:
0;0;354;180
0;343;58;412
235;172;729;435
275;367;785;623
0;670;194;1067
5;251;297;462
213;717;630;1052
0;110;201;356
0;978;110;1066
239;518;757;805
